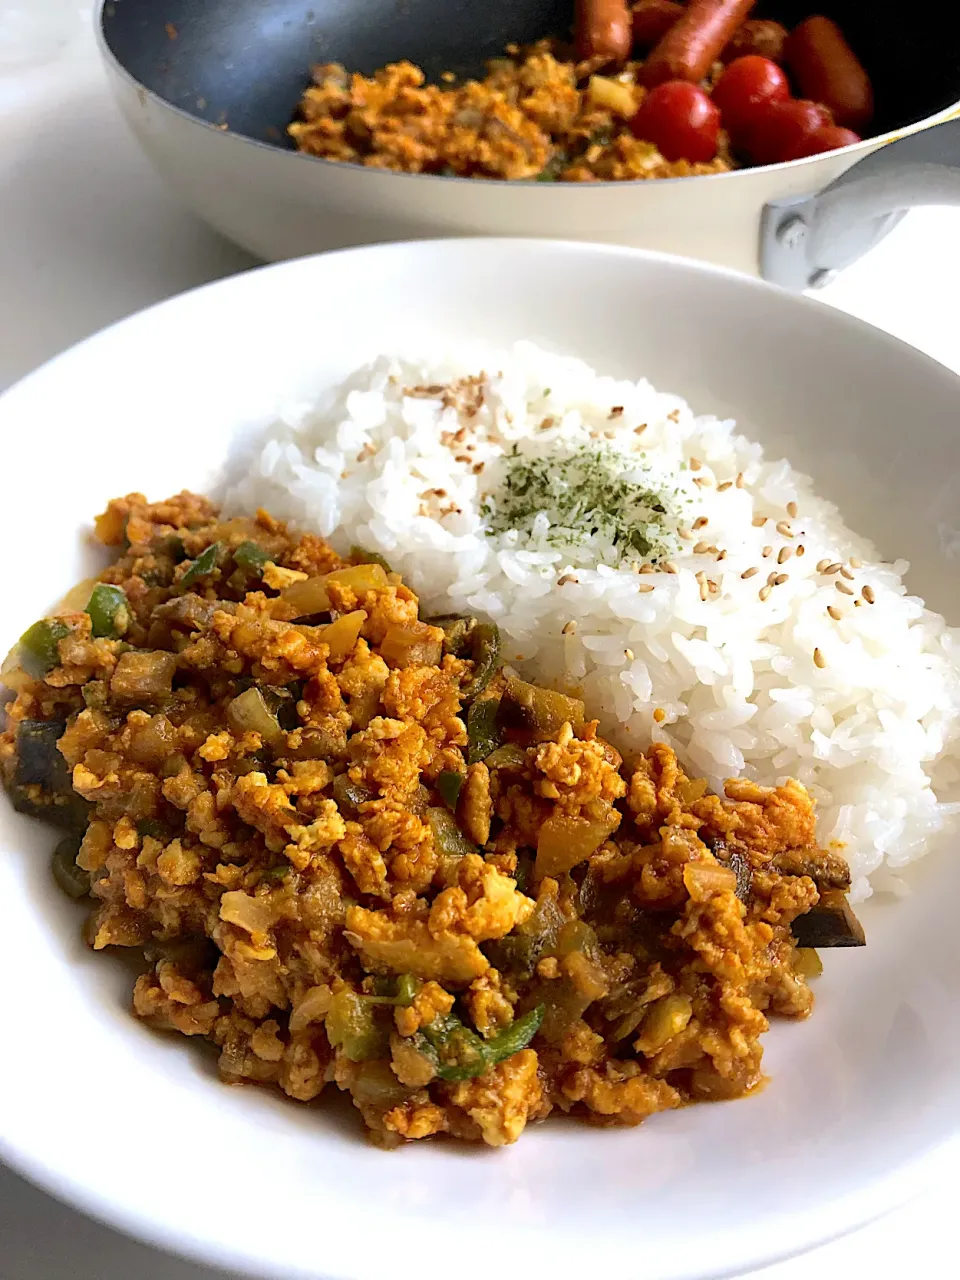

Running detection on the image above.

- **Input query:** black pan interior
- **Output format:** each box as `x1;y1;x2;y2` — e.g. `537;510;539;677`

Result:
102;0;960;149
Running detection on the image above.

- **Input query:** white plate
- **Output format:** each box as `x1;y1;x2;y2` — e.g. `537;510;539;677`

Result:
2;240;959;1280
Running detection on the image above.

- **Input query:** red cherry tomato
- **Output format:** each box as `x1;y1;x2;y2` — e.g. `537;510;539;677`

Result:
712;56;789;140
781;124;861;161
741;98;832;166
630;82;721;163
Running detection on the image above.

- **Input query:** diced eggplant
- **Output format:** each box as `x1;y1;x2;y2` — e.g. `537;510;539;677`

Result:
15;720;69;790
791;890;865;948
110;651;177;707
774;846;852;892
154;593;222;632
711;840;752;902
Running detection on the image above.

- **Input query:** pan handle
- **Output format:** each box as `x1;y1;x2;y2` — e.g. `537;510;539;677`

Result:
759;115;960;290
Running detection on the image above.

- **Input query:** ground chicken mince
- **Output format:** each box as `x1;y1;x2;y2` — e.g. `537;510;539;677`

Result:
289;46;733;181
1;492;863;1147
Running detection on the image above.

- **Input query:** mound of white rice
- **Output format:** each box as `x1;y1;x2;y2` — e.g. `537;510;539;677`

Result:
225;343;960;901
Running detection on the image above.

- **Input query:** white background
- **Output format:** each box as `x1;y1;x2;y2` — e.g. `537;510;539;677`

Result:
1;6;959;1278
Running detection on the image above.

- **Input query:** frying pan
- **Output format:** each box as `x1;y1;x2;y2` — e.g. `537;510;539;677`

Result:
98;0;960;284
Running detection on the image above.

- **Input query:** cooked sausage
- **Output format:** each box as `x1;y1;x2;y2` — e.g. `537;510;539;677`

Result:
721;18;788;64
785;16;873;130
631;0;683;51
576;0;633;64
639;0;757;88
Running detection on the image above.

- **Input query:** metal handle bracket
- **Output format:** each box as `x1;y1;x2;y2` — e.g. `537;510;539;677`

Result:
760;116;960;290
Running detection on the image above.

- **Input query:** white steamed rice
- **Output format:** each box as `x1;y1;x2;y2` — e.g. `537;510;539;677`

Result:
225;343;960;901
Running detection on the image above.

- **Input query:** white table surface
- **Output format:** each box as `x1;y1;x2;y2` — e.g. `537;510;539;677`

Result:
2;10;960;1279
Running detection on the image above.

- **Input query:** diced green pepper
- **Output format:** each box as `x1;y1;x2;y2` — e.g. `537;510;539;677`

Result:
350;545;392;573
427;807;475;858
261;864;291;883
485;1004;544;1065
512;850;533;895
18;619;70;678
86;583;130;639
428;615;474;655
159;534;186;562
461;622;501;701
332;773;376;812
467;696;502;765
417;1004;545;1081
418;1013;490;1081
484;743;527;771
179;542;222;588
136;818;166;840
81;680;109;710
363;973;420;1006
436;769;465;811
325;990;389;1061
396;973;419;1005
51;836;90;900
233;541;270;575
